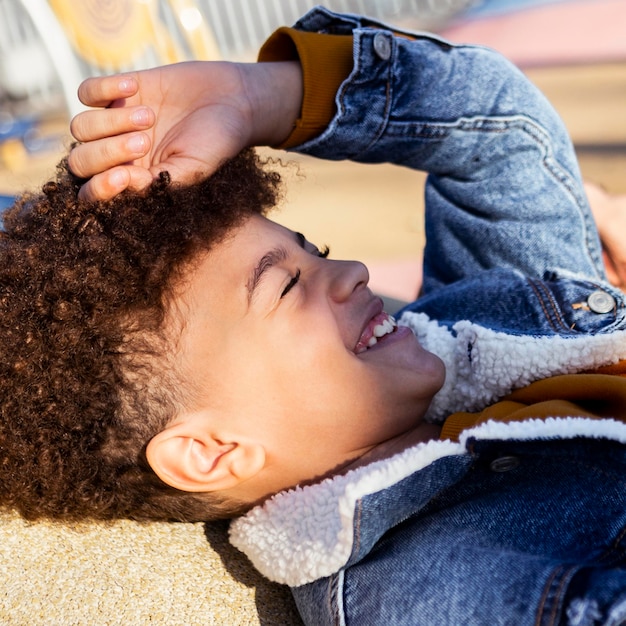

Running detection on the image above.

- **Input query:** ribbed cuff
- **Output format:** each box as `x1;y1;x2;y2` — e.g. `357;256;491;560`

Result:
258;28;353;149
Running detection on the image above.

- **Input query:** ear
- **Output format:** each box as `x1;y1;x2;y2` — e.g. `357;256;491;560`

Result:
145;414;265;493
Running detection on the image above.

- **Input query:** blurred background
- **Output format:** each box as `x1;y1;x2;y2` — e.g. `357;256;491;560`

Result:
0;0;624;301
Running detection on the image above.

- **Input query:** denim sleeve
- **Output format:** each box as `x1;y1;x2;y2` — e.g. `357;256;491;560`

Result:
290;8;606;291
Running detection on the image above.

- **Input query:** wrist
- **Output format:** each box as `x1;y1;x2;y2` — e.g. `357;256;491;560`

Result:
241;61;303;148
257;28;353;149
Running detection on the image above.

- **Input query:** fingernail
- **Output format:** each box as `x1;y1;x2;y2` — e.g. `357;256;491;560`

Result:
127;134;146;154
131;108;150;126
118;78;135;93
110;169;127;189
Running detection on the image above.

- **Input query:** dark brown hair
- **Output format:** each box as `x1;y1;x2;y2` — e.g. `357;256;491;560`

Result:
0;149;281;522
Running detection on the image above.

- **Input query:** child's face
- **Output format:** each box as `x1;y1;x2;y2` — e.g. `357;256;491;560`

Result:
172;214;445;496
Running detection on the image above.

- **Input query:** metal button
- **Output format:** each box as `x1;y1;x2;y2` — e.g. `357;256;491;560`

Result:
587;289;616;314
489;456;520;473
373;32;391;60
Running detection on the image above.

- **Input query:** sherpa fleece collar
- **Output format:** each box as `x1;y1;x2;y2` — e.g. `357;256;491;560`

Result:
230;417;626;587
230;318;626;587
399;312;626;422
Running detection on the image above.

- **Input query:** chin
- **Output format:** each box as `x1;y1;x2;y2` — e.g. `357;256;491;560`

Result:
408;355;446;403
404;347;446;386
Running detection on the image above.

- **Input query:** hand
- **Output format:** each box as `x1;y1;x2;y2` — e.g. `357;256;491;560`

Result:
585;182;626;291
69;60;302;201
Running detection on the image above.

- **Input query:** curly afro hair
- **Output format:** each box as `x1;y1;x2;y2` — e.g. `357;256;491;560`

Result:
0;149;281;522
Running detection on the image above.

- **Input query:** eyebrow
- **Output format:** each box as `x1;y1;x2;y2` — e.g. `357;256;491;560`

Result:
246;232;306;302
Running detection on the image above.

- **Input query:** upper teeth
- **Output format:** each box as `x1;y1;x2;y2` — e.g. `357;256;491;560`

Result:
367;316;396;347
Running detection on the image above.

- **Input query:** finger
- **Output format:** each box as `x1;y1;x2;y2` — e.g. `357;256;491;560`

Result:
68;132;151;179
77;74;138;108
77;168;130;201
613;259;626;289
77;166;154;201
602;250;622;287
71;106;154;142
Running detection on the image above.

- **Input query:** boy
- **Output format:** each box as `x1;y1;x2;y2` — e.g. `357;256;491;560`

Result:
9;6;626;624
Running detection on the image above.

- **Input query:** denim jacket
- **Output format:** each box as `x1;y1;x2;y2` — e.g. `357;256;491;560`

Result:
230;8;626;625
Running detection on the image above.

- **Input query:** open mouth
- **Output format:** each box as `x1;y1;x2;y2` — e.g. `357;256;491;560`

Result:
354;312;397;354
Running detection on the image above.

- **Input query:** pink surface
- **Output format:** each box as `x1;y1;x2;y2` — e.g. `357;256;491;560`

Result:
366;258;423;303
441;0;626;66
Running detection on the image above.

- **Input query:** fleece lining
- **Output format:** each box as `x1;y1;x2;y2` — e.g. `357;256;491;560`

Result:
400;312;626;421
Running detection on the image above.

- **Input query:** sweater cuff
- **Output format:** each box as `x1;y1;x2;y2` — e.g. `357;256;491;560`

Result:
258;27;353;149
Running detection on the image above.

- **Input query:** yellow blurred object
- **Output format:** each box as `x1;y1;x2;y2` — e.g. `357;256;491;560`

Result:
0;139;28;171
49;0;220;69
167;0;221;60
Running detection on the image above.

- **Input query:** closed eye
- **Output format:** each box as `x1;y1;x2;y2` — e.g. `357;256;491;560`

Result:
281;269;301;298
295;231;330;259
280;246;328;298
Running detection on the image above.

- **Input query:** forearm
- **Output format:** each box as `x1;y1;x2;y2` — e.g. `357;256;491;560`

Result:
264;14;581;185
295;33;576;178
258;28;353;149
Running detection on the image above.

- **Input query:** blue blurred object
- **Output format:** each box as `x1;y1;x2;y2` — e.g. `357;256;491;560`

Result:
0;195;15;211
466;0;572;18
0;111;61;156
0;112;36;143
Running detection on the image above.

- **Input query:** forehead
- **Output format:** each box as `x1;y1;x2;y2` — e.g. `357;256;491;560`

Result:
168;215;301;372
174;215;293;311
214;214;294;255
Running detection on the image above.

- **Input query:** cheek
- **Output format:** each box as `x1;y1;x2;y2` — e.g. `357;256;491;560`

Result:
266;342;357;418
244;308;366;411
267;308;349;367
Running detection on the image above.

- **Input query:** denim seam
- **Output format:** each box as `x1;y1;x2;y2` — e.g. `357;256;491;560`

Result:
536;564;580;626
529;274;626;335
552;566;580;626
353;499;363;559
386;115;604;281
536;565;561;626
328;570;345;626
596;524;626;568
330;37;388;158
352;32;394;154
526;277;569;334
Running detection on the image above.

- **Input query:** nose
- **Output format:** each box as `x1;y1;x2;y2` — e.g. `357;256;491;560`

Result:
325;259;370;303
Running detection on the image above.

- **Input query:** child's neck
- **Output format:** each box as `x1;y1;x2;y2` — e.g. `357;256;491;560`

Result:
341;421;442;473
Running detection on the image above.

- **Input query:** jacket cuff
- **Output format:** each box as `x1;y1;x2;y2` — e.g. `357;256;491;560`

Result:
258;27;353;149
